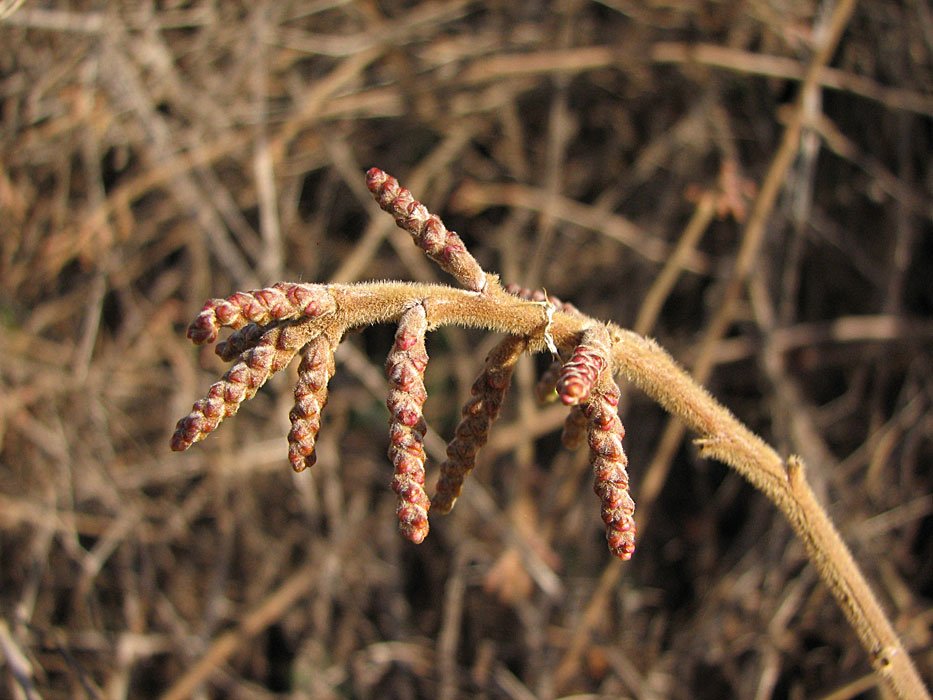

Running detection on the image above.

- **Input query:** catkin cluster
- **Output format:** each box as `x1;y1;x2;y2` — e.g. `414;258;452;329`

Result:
171;169;636;559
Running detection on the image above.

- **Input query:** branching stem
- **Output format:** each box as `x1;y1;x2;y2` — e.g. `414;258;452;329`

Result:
172;168;930;700
324;280;586;352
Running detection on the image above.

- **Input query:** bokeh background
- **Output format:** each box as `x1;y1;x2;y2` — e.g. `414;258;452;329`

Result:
1;1;932;699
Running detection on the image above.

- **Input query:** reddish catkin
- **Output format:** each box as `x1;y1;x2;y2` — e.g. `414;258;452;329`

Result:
561;405;588;450
366;168;487;293
288;335;337;472
385;303;432;542
584;372;636;560
171;325;303;451
186;282;336;346
215;322;266;362
432;335;526;514
557;327;609;406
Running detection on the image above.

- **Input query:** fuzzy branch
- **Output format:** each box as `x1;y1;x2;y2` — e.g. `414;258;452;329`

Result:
170;169;929;700
607;327;930;700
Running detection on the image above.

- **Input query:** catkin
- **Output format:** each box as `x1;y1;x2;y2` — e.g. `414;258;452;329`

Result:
385;303;431;543
173;171;634;560
187;282;336;346
366;168;488;293
432;335;525;514
584;372;636;560
215;322;266;361
557;327;610;406
171;325;303;451
561;405;588;450
288;335;337;472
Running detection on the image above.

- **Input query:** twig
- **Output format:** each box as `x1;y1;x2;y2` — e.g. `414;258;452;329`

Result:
170;168;930;699
454;180;711;274
453;44;933;118
158;562;321;700
610;327;930;700
0;619;43;700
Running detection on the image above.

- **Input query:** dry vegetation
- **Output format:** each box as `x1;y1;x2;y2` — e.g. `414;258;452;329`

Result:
2;1;932;699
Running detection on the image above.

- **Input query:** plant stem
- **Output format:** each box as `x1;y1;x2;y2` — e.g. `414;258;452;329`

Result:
608;326;931;700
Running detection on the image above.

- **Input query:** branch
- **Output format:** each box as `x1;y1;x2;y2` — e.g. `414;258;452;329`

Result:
170;169;930;700
608;327;930;700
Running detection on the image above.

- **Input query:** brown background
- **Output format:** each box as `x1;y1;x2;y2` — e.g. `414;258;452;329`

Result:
1;1;931;699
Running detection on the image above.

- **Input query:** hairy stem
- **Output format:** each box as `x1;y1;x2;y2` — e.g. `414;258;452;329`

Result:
608;326;930;700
